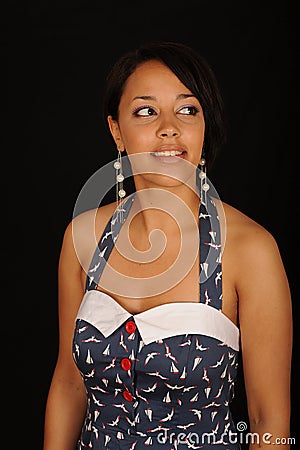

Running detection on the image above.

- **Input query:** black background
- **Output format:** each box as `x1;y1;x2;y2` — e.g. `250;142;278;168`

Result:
10;1;298;448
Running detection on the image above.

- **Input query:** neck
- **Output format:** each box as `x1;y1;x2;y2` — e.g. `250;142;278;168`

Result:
130;175;200;235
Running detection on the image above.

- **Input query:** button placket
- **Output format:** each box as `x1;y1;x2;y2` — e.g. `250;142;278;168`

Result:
120;319;138;407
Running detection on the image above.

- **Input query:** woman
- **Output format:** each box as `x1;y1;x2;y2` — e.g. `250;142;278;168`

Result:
43;41;292;449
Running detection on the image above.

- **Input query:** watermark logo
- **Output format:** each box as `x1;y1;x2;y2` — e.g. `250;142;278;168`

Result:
156;421;296;446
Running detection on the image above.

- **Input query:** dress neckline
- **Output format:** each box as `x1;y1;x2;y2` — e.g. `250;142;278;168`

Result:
76;289;240;348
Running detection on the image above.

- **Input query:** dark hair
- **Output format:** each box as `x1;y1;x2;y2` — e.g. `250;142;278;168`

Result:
103;41;227;169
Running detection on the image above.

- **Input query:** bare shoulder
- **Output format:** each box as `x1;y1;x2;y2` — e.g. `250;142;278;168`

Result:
221;201;290;302
221;201;281;259
63;200;118;271
71;201;118;233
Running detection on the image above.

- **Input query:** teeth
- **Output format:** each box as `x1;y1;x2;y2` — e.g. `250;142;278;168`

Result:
153;150;183;156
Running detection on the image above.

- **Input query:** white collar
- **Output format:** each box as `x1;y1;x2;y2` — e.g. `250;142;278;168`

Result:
76;290;239;351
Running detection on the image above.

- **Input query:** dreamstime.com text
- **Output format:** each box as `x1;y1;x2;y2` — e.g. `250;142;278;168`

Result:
156;421;295;446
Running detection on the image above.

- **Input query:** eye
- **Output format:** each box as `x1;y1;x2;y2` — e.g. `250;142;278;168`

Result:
177;105;199;115
133;106;157;117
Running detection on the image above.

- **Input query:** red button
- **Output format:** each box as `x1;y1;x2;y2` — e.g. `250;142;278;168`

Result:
121;357;132;371
125;320;136;334
123;390;133;402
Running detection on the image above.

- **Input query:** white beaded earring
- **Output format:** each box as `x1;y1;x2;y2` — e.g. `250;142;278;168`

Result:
114;147;126;220
199;157;210;205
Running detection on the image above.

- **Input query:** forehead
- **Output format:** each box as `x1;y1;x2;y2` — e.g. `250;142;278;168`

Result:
122;60;191;98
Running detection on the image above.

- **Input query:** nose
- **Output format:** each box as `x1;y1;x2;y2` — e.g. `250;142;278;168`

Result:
156;117;180;138
158;129;179;138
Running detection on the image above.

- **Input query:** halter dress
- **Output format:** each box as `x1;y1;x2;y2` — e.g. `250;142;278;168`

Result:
73;192;240;449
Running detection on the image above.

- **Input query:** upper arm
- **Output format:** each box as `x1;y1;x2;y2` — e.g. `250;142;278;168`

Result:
237;226;292;423
56;206;111;374
56;219;85;378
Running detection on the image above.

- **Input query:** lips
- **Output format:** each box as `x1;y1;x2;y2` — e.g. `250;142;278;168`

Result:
150;146;186;164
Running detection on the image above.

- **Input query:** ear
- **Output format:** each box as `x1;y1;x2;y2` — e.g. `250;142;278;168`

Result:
107;116;125;151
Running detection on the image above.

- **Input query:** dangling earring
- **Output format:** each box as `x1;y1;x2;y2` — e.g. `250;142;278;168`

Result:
199;157;210;205
114;147;126;220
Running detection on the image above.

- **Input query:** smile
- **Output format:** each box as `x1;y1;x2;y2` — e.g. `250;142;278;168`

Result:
149;150;186;165
151;150;184;156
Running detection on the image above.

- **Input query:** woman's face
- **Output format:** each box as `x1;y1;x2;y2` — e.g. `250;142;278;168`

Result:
108;60;205;189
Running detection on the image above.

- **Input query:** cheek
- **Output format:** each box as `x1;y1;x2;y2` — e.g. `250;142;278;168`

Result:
120;126;151;152
186;126;205;147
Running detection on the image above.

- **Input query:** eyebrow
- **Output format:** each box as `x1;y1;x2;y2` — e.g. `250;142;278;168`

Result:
131;94;196;102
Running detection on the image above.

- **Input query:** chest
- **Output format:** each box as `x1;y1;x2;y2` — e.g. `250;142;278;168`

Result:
99;239;201;314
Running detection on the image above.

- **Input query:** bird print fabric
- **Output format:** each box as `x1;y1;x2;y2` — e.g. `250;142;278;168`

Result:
73;191;240;449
